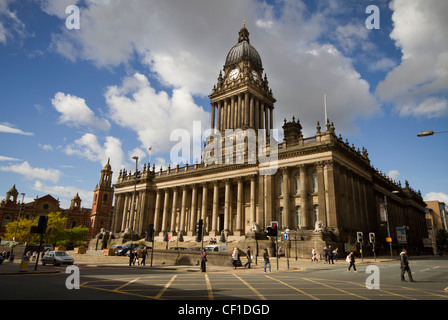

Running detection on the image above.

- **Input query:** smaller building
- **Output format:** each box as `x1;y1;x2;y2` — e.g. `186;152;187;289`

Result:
425;200;448;254
0;163;114;242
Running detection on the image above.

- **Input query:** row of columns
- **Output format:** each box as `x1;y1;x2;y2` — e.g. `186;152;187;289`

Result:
211;92;274;133
111;162;338;237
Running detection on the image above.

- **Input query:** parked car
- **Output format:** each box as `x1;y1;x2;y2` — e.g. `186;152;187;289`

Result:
169;247;187;250
204;245;229;252
41;251;74;266
110;245;123;255
187;247;201;251
116;243;138;256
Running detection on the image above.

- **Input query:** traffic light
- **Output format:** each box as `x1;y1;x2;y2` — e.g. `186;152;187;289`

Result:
356;231;363;243
369;232;375;243
146;224;154;241
266;221;278;237
195;219;203;242
271;222;278;237
37;216;48;234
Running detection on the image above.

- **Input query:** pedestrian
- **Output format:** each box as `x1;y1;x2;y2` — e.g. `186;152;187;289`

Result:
311;248;318;262
323;247;328;263
32;251;37;261
333;248;338;262
141;246;148;266
328;246;334;264
347;251;357;272
278;246;282;259
244;246;252;269
132;249;140;265
400;248;414;282
201;249;207;272
263;248;271;273
232;247;239;269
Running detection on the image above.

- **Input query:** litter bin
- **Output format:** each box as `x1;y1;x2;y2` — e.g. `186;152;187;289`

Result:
20;256;30;272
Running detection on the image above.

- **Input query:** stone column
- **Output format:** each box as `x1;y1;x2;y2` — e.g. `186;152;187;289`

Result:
180;185;188;233
245;93;249;127
201;182;208;223
189;184;198;235
217;101;222;132
211;103;216;131
153;189;162;233
235;177;243;235
224;179;231;232
237;94;242;128
161;189;170;233
282;167;290;229
255;98;259;130
299;165;308;229
230;96;235;129
250;175;256;227
170;187;178;233
249;95;254;128
211;180;219;236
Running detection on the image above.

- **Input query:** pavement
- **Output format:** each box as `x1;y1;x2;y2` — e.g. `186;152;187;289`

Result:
0;250;404;275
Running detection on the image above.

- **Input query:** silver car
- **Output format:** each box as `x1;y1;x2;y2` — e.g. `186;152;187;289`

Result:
42;251;74;266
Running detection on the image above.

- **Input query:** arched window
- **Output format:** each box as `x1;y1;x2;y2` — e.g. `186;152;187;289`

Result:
312;170;318;193
2;216;11;227
294;172;301;194
313;205;319;224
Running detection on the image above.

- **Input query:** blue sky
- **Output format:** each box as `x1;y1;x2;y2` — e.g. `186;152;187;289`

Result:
0;0;447;209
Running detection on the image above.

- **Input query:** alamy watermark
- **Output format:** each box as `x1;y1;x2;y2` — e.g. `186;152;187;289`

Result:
170;121;279;175
65;5;80;30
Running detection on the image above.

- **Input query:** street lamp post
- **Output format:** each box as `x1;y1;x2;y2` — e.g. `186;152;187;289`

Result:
129;156;138;266
417;130;448;137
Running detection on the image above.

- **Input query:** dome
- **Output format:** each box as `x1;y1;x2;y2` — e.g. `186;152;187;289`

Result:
224;24;262;69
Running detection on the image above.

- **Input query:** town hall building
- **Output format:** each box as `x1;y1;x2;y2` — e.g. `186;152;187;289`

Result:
109;24;429;256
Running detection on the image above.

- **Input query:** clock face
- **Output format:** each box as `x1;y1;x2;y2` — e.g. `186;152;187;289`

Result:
229;68;239;80
252;70;258;81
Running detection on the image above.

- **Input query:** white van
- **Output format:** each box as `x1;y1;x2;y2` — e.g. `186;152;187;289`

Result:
204;245;229;252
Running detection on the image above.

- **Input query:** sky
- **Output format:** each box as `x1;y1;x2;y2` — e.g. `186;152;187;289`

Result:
0;0;447;210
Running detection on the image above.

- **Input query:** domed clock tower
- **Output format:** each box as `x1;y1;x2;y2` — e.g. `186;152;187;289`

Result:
209;22;276;136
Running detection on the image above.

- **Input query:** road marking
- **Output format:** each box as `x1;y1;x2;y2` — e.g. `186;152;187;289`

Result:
114;277;140;292
233;274;267;300
265;275;319;300
204;274;214;300
303;277;370;300
155;275;177;300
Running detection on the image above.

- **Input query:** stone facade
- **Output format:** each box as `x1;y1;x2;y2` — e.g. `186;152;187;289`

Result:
110;24;429;256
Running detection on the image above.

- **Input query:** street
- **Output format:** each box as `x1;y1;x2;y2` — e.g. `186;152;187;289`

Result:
1;257;447;301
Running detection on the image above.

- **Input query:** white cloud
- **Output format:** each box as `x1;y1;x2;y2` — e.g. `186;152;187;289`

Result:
0;0;26;44
0;123;34;136
51;92;111;131
376;0;448;119
105;73;209;158
0;161;61;183
45;0;381;137
424;192;448;204
64;133;125;175
0;156;20;161
387;170;400;181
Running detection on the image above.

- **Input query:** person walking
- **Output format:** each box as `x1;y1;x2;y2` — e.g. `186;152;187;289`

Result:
232;247;239;269
311;248;318;262
332;247;338;262
323;247;328;263
201;249;207;272
347;251;357;272
244;246;252;269
141;246;148;266
328;245;334;264
400;248;414;282
263;248;271;273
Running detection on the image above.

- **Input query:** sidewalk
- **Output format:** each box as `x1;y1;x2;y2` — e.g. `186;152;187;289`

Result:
0;251;403;275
